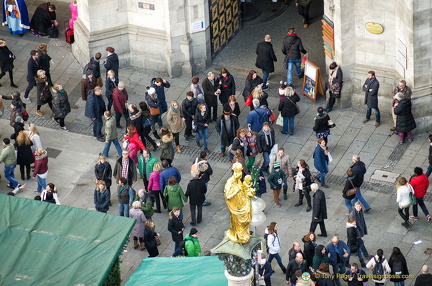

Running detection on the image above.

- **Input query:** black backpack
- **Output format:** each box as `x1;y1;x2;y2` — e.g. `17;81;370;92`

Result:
372;257;384;277
392;259;403;274
180;238;194;256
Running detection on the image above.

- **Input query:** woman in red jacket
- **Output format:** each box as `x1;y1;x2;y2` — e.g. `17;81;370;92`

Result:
32;148;48;194
123;125;145;164
409;167;430;221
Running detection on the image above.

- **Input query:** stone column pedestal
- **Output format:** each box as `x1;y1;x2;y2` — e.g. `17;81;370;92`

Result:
224;269;253;286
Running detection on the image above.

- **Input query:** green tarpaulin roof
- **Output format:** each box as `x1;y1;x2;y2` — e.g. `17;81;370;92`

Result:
0;195;135;285
125;256;228;286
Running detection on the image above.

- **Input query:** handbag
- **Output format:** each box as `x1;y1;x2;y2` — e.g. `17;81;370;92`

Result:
346;179;358;197
155;235;161;246
328;119;336;128
227;138;239;155
40;86;52;101
409;184;417;205
149;106;160;116
269;112;277;125
245;95;253;106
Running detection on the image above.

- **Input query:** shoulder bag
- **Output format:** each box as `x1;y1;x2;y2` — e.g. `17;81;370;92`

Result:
287;96;300;114
346;179;358;197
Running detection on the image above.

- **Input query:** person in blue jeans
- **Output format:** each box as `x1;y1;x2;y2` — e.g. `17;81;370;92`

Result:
362;70;381;127
116;177;135;217
266;222;287;273
278;86;300;135
282;26;307;85
313;138;329;188
194;103;210;153
102;111;122;157
350;155;371;212
0;138;20;189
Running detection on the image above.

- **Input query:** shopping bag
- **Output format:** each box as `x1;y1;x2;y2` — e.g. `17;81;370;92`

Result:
276;114;283;126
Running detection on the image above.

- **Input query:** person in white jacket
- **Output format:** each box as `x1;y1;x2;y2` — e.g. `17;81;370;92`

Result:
266;222;287;273
396;177;413;229
366;249;391;285
40;183;60;205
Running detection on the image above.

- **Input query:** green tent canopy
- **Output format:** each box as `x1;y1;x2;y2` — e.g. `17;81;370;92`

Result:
0;195;135;285
125;256;228;286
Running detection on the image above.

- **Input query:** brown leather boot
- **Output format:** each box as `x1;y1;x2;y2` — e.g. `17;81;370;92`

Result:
133;240;138;249
176;145;182;154
139;242;145;251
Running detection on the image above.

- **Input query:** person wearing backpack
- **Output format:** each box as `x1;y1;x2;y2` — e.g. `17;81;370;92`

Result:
346;218;367;268
342;263;368;286
184;227;201;257
389;247;409;286
265;222;287;274
366;249;391;285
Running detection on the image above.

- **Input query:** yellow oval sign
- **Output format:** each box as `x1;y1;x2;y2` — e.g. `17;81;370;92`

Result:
365;22;384;34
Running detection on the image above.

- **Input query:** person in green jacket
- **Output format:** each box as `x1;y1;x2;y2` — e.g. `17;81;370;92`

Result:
185;227;201;257
0;138;20;188
135;189;154;219
267;161;287;208
312;244;330;271
102;111;122;157
137;150;158;191
163;176;187;219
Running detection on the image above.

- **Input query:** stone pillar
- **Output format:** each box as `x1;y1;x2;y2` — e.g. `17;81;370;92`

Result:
224;269;253;286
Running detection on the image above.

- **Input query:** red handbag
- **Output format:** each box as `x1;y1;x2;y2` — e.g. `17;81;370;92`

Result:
269;112;277;125
245;95;253;106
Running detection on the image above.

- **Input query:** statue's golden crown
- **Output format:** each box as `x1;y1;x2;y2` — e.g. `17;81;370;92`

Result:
231;162;243;172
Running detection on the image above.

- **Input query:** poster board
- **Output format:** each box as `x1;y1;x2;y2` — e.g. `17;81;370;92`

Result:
322;15;334;59
302;60;325;103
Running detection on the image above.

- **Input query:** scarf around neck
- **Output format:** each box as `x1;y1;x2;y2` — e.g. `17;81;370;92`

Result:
263;129;272;146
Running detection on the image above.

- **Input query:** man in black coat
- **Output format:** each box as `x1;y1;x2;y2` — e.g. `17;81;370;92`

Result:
282;27;307;86
286;253;308;285
185;171;207;226
0;40;18;88
414;265;432;286
257;122;275;173
182;91;198;142
23;50;40;103
362;70;380;127
84;86;106;141
350;155;371;212
216;106;239;159
104;47;119;79
201;72;220;122
255;34;277;90
309;183;328;237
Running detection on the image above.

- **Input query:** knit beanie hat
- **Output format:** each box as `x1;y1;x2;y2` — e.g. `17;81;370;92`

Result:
190;228;198;235
15;116;23;123
273;161;280;169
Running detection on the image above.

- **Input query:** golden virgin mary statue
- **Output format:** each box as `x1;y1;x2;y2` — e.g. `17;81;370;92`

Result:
224;162;256;244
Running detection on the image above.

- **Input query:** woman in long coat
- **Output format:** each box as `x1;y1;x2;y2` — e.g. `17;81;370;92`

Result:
325;62;343;112
2;0;30;36
394;93;416;144
278;86;300;135
52;83;71;131
35;69;53;116
143;220;159;257
14;130;34;180
313;138;329;188
130;201;147;251
0;39;18;87
158;127;174;166
242;70;263;102
167;100;184;154
218;68;235;105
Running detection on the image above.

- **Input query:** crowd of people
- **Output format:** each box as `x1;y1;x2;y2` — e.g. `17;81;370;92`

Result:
0;8;431;282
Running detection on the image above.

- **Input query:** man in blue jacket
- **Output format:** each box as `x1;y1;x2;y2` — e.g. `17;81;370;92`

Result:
159;160;181;193
247;99;272;134
326;236;351;286
85;86;106;141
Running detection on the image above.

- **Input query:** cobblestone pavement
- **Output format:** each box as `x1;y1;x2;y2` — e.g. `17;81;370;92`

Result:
0;1;431;286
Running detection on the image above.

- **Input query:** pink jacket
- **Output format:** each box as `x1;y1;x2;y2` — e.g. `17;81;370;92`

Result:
148;170;161;191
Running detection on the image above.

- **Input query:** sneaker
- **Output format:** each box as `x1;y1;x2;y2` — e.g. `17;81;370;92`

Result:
203;202;211;206
275;203;281;208
36;110;43;116
303;24;309;28
96;137;105;142
364;208;371;213
375;122;380;127
185;136;191;143
204;147;210;154
321;184;329;188
407;138;413;143
196;141;202;148
33;190;41;194
409;216;418;220
219;152;225;157
262;86;269;91
390;127;396;131
7;184;15;189
427;215;431;222
362;118;370;123
61;127;69;132
23;97;32;103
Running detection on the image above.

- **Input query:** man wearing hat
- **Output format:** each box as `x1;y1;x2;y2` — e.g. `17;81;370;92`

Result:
216;105;239;159
268;161;287;207
81;69;97;101
184;227;202;257
104;47;119;79
85;86;106;141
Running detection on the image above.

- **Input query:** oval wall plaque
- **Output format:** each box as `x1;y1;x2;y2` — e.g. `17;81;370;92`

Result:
365;22;384;34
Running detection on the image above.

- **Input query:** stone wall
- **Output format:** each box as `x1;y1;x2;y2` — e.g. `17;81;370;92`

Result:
72;0;210;77
324;0;431;133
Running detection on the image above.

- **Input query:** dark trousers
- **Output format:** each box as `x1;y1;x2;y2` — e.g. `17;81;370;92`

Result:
151;190;166;212
190;204;202;224
115;110;129;127
173;132;180;146
142;127;157;148
0;70;15;85
133;236;144;243
310;220;327;236
54;117;65;127
208;104;218;121
327;96;336;110
37;102;53;112
24;81;36;98
142;177;149;191
298;3;311;24
298;189;311;206
398;206;410;223
106;95;113;111
184;117;193;137
412;196;430;217
19;164;31;178
93;117;103;138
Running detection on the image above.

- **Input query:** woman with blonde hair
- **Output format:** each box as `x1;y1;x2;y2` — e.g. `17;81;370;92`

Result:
14;131;34;180
26;123;42;153
105;69;118;111
32;148;48;194
148;162;164;213
278;86;300;135
35;69;53;116
94;154;112;193
94;180;110;213
194;103;210;153
167;100;184;154
130;200;147;250
52;82;71;131
252;85;268;108
144;220;159;257
396;176;413;229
